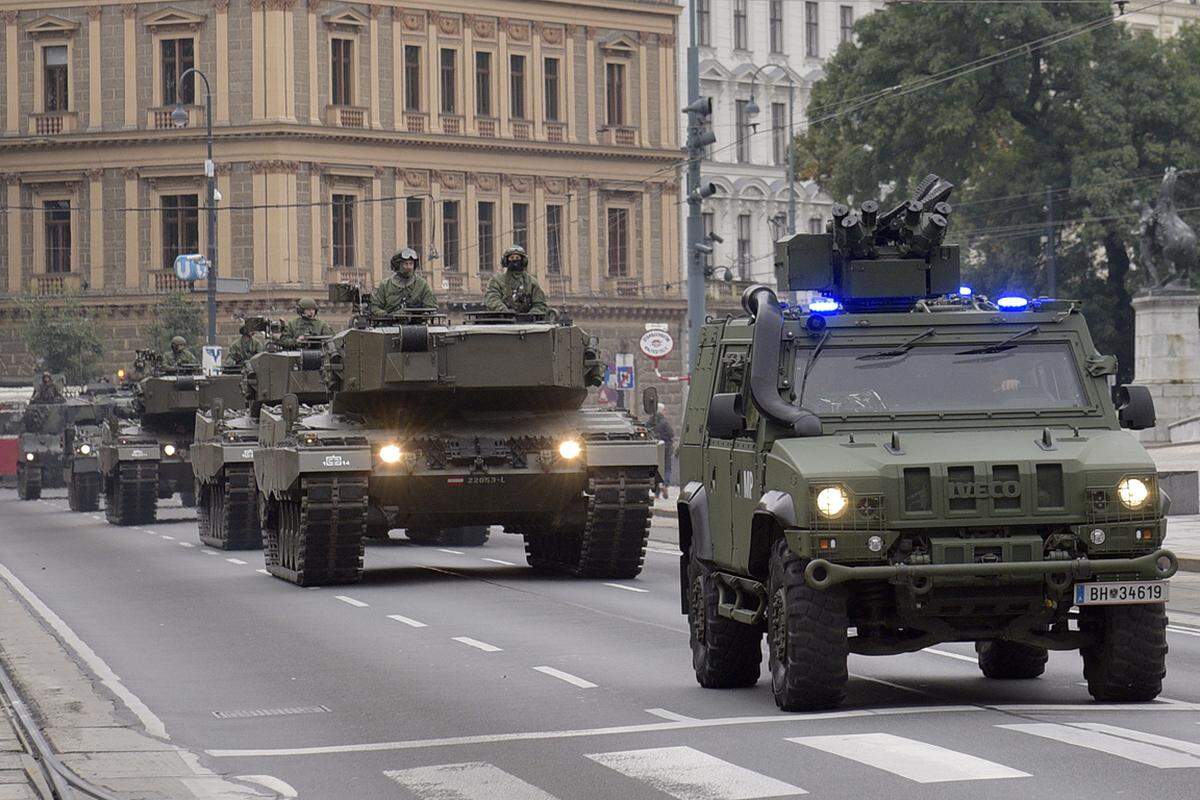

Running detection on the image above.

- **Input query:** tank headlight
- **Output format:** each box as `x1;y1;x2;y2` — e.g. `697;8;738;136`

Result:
24;453;35;462
1117;477;1150;509
162;444;177;457
78;443;92;455
815;486;849;518
558;439;583;460
379;444;402;464
117;368;126;380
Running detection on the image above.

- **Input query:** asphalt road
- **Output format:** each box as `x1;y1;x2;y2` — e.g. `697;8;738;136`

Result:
4;489;1200;800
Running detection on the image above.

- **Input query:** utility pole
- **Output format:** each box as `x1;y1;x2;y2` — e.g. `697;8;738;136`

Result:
1045;186;1057;297
684;1;716;372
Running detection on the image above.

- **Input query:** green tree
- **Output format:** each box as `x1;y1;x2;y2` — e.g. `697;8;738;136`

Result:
796;3;1200;379
146;292;204;357
19;292;104;384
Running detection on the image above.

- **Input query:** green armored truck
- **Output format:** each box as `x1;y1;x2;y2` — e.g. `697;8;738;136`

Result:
253;302;662;586
17;393;96;500
680;175;1176;711
63;381;135;511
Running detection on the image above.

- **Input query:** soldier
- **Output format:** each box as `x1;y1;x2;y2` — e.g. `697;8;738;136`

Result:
484;245;549;316
647;402;675;499
279;298;334;347
222;323;262;370
370;248;438;316
30;372;64;403
162;336;199;369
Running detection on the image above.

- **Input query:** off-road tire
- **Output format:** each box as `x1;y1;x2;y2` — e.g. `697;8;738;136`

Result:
67;472;101;512
767;539;849;711
1080;602;1167;702
199;465;262;550
975;640;1048;679
688;552;761;688
105;462;157;526
16;465;41;500
264;473;367;586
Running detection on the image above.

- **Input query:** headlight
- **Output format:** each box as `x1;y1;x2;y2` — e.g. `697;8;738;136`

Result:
815;486;849;518
162;444;177;457
78;444;92;455
378;444;402;464
558;439;582;460
24;453;34;462
1117;477;1150;509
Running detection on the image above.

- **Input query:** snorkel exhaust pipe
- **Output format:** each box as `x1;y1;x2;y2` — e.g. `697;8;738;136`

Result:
742;285;822;436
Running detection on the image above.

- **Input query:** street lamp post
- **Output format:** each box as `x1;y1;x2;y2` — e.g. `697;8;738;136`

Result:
745;65;797;237
170;67;217;347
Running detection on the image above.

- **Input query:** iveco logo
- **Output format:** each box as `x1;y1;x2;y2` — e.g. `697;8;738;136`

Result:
949;480;1021;499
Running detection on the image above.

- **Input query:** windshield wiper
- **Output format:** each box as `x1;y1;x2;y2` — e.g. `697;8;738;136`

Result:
856;327;936;361
956;325;1039;355
796;329;831;408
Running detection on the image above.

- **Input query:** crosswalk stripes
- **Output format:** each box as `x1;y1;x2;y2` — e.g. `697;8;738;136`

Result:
999;723;1200;768
585;746;806;799
385;762;559;800
787;732;1030;783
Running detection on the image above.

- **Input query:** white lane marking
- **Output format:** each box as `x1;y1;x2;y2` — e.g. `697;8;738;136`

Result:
334;595;369;608
603;582;649;593
0;562;170;740
256;569;269;575
142;529;157;536
160;534;175;540
1000;723;1200;768
532;666;598;689
452;636;502;653
387;614;428;628
789;733;1029;783
386;762;559;800
923;648;978;664
644;708;698;722
236;775;299;798
482;558;517;566
438;548;465;555
202;550;218;555
226;558;248;565
1167;625;1200;638
586;745;805;799
178;542;194;548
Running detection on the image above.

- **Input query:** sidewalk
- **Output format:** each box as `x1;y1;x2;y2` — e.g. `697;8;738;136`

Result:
0;706;48;800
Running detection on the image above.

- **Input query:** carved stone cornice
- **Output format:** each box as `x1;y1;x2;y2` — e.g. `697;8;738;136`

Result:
542;177;568;195
506;19;529;42
265;0;297;10
475;173;498;193
401;10;425;32
433;12;460;36
214;162;234;176
87;7;104;21
250;159;302;173
541;25;564;46
468;15;495;39
436;171;464;191
402;169;428;189
510;175;533;194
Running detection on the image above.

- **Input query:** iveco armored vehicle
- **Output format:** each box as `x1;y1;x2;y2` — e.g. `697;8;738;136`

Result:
63;381;135;511
253;301;662;586
17;393;94;500
192;329;328;550
680;175;1176;711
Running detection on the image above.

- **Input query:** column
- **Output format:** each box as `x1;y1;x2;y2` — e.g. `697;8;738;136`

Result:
584;27;596;144
287;172;300;282
122;5;138;128
498;19;509;136
251;0;265;121
215;0;230;124
565;26;576;144
266;170;289;282
88;170;104;290
217;168;232;285
532;178;546;285
588;181;600;293
123;170;139;289
252;165;268;284
87;8;102;130
565;183;578;293
2;12;16;134
658;35;674;148
638;35;649;147
394;168;405;253
641;190;652;289
530;24;542;138
499;176;512;249
660;181;676;289
5;177;20;292
309;3;320;124
464;175;478;291
426;13;439;131
392;12;403;130
284;1;297;121
372;169;384;285
310;167;323;285
369;7;381;128
264;1;287;120
428;173;441;290
463;17;475;134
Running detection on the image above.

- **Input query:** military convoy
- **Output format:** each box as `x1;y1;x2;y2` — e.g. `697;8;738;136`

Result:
679;175;1176;710
17;396;76;500
64;382;135;511
252;302;662;586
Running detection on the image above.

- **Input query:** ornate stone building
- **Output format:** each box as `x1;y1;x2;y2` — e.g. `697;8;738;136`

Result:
0;0;699;416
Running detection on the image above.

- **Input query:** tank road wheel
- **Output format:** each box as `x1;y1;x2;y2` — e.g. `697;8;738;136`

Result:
975;640;1048;680
67;472;101;512
1079;603;1168;702
199;466;262;550
573;467;655;579
104;462;157;526
266;473;368;586
767;539;849;711
688;552;762;688
16;465;41;500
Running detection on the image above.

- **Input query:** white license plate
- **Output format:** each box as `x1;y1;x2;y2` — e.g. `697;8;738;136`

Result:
1074;580;1169;606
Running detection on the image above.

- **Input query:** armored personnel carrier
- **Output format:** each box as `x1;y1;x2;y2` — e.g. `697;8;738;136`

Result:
253;304;662;586
680;175;1176;711
192;329;328;550
17;393;96;500
63;381;135;511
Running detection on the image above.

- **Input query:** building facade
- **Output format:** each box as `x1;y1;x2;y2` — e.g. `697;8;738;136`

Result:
1124;0;1200;37
0;0;704;417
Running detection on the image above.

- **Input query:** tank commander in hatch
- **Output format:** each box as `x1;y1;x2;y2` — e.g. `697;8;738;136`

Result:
370;248;438;316
484;245;549;316
279;298;334;348
30;372;64;403
222;322;263;370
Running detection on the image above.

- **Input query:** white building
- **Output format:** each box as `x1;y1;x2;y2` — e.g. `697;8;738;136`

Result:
1124;0;1200;37
678;0;885;284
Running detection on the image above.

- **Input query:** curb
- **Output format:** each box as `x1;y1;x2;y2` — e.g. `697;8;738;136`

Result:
1177;554;1200;573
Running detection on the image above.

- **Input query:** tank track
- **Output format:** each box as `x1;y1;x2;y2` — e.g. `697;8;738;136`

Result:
264;473;368;586
16;465;41;500
68;472;101;512
105;461;158;526
199;465;262;550
524;467;654;578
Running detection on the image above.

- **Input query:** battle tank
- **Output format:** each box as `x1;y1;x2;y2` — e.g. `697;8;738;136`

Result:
192;325;329;550
253;301;663;586
62;380;136;511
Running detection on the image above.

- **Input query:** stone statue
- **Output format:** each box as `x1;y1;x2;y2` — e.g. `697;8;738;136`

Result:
1134;167;1197;291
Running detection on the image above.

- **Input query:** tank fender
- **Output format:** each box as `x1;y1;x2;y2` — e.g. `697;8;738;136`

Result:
677;481;710;614
749;490;795;578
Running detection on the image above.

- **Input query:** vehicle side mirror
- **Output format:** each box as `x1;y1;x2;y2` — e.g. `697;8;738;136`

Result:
1113;384;1156;431
642;386;659;416
706;393;745;439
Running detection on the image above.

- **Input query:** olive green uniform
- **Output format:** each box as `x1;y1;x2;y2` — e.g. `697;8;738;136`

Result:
30;383;63;403
484;271;549;315
161;348;199;368
370;274;438;315
222;335;262;369
279;316;334;348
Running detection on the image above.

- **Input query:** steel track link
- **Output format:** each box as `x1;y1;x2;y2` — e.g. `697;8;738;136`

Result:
266;473;368;586
105;461;157;526
16;465;40;500
68;472;101;512
199;465;263;550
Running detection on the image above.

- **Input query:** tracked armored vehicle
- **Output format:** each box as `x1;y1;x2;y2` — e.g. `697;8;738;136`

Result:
17;394;97;500
63;382;135;511
192;338;328;550
681;175;1177;711
253;306;662;586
